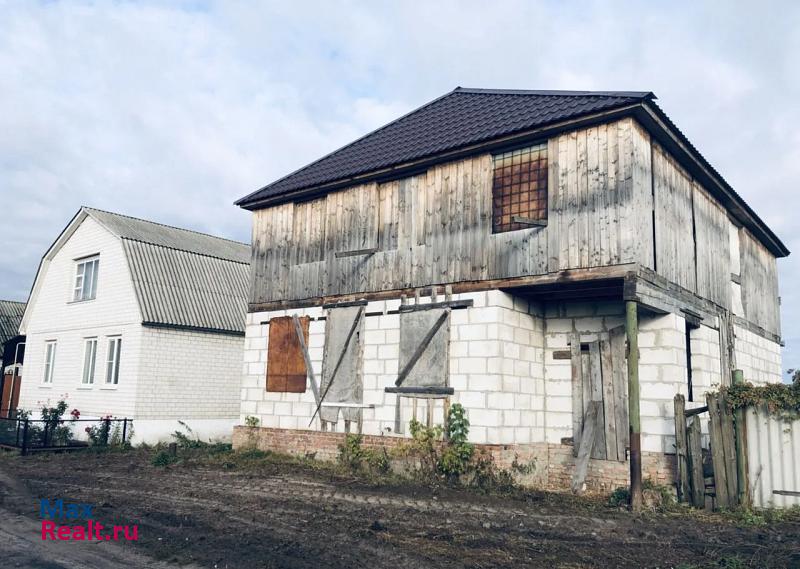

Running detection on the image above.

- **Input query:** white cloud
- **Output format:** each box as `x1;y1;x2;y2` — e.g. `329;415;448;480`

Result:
1;0;799;373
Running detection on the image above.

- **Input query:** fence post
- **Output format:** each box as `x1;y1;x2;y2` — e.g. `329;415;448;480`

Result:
21;419;29;456
122;418;128;446
732;369;750;508
103;418;111;446
673;394;689;502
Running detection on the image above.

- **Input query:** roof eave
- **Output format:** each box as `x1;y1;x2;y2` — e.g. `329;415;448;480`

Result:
237;103;642;211
634;102;790;258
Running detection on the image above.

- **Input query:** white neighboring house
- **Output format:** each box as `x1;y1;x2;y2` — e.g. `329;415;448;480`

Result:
18;207;250;443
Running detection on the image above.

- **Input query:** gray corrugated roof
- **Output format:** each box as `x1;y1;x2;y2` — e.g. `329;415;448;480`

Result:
0;300;25;345
84;208;250;335
86;207;250;264
236;88;653;207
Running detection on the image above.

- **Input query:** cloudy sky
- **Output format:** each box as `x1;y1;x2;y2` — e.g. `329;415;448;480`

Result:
1;1;798;376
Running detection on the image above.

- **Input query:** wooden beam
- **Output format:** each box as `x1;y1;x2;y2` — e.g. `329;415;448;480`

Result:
626;300;643;511
292;315;320;406
398;299;473;312
248;264;639;313
335;247;378;258
385;386;454;395
511;215;547;227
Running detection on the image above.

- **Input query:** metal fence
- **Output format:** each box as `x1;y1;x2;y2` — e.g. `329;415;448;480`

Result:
746;404;800;509
0;415;132;455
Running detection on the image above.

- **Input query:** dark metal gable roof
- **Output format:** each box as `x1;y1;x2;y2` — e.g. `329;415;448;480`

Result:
236;88;652;207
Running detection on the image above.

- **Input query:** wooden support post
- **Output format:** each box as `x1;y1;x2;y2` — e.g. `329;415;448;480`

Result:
426;398;433;428
674;394;690;502
625;300;642;511
732;369;749;508
686;415;705;507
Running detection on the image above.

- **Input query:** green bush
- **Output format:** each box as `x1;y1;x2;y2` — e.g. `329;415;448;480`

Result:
151;450;178;467
337;434;390;475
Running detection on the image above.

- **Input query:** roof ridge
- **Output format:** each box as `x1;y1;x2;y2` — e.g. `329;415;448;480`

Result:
83;206;249;247
453;87;655;98
120;237;250;265
235;88;463;206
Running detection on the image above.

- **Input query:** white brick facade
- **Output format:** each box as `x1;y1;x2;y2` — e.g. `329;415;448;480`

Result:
240;290;783;457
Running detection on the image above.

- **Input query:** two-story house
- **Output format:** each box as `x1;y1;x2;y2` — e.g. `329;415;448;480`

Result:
18;207;250;442
231;88;788;494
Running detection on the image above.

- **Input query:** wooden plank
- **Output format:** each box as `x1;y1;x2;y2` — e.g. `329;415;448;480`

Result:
395;310;449;387
610;327;628;460
719;392;739;505
398;299;473;312
673;394;690;502
707;393;730;508
687;415;705;507
600;338;618;460
571;401;601;494
570;332;584;457
335;247;378;258
293;314;320;406
385;386;454;395
587;341;607;460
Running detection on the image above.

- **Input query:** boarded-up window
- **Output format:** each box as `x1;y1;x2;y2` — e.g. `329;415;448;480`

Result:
266;316;310;392
491;142;548;233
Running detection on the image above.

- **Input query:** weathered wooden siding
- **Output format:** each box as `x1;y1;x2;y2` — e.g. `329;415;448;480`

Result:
653;142;697;292
739;228;781;335
248;117;782;339
250;118;653;305
692;184;731;309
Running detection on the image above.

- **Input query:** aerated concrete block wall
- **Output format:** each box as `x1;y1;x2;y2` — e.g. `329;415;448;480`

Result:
240;290;546;445
733;325;782;384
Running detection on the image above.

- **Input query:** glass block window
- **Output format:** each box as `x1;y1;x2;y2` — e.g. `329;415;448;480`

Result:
491;142;548;233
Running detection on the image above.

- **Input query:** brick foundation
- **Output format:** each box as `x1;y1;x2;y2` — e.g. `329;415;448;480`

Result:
233;426;675;495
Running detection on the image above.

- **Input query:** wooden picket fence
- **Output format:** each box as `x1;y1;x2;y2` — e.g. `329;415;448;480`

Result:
673;391;749;510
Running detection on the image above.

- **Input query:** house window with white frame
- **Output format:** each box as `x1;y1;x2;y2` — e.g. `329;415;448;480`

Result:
43;341;57;384
81;338;97;385
73;256;99;302
105;336;122;385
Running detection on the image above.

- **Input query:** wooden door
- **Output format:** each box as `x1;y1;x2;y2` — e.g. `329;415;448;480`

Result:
570;329;628;461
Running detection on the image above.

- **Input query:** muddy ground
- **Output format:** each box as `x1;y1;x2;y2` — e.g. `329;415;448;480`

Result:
0;447;797;569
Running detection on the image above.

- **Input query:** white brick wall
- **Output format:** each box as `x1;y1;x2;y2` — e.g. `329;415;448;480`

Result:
734;325;782;384
240;291;545;445
18;217;142;417
238;291;782;455
135;327;244;420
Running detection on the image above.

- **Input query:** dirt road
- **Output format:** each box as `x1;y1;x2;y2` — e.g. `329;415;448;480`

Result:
1;448;797;568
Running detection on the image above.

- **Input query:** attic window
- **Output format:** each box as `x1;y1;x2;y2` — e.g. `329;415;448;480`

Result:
73;256;99;302
491;143;548;233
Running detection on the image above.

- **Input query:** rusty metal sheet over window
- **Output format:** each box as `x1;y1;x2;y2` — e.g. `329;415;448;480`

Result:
491;142;548;233
266;316;309;393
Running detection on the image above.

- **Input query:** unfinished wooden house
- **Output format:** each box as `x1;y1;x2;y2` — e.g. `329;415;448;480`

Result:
233;88;788;492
